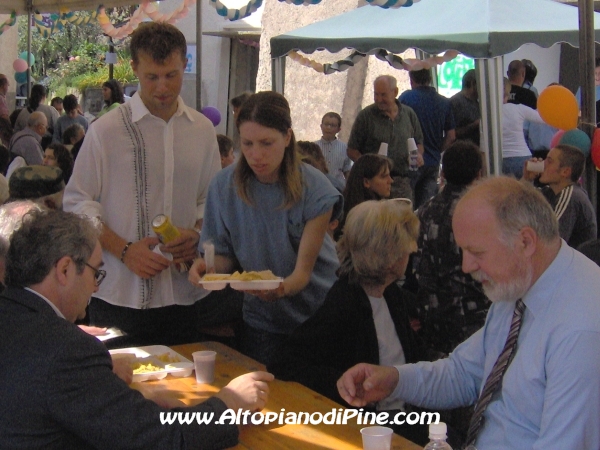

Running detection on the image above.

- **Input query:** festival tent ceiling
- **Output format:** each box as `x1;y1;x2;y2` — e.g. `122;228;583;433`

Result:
271;0;600;59
0;0;138;14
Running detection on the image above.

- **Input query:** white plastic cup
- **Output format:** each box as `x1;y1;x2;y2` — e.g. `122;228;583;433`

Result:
407;137;418;152
360;426;393;450
192;350;216;384
378;142;389;156
526;159;545;173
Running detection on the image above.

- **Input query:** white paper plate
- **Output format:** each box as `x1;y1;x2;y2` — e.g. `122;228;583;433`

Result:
229;278;283;291
110;345;192;382
199;274;231;290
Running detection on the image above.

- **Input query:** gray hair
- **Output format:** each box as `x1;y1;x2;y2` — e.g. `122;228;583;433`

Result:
27;111;46;128
5;209;100;287
337;200;419;286
63;123;85;145
0;201;43;260
465;176;559;246
374;75;398;91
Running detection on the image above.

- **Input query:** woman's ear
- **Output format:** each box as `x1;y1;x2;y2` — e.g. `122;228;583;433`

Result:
363;178;371;190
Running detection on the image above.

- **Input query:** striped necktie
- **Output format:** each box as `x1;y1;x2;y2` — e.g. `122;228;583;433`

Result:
464;298;526;449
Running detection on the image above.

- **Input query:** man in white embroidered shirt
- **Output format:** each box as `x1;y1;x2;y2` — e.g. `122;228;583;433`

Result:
337;177;600;449
63;22;221;347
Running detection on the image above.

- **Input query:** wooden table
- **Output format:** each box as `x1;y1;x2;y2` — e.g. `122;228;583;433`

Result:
131;341;421;450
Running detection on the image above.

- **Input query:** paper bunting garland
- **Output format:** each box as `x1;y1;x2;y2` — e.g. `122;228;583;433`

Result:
208;0;262;20
33;11;98;39
0;12;17;37
97;4;147;39
276;0;419;6
365;0;421;8
278;0;321;5
143;0;197;24
288;49;459;75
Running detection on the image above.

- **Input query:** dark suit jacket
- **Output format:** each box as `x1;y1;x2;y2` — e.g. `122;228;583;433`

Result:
0;287;238;450
269;277;434;405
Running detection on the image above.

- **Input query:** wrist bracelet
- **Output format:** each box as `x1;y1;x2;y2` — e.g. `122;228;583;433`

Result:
120;241;133;263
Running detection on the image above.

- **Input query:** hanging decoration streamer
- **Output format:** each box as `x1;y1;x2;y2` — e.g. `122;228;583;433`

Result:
288;49;459;75
33;11;98;38
143;0;197;24
97;3;147;39
365;0;421;7
0;11;17;37
208;0;262;21
277;0;419;6
278;0;321;5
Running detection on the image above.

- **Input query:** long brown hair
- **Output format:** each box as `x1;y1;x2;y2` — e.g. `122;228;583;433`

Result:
234;91;302;208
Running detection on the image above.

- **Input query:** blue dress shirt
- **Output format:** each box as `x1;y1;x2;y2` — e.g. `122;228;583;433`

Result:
393;241;600;449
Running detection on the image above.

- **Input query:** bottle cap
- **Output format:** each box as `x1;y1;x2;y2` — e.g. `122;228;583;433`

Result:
428;422;447;439
407;137;418;151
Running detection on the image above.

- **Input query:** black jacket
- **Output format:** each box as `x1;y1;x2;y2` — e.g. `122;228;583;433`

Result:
269;276;435;405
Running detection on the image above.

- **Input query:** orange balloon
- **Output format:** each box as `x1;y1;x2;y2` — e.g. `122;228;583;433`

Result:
538;85;578;131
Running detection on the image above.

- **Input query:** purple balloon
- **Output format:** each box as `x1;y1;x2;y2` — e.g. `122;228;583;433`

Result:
201;106;221;127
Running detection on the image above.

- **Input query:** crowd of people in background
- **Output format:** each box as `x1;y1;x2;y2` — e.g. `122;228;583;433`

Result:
1;22;600;450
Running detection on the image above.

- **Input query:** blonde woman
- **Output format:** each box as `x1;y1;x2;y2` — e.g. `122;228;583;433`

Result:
270;199;435;445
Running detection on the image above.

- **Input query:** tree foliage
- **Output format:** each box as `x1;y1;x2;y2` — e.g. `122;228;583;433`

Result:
17;8;137;93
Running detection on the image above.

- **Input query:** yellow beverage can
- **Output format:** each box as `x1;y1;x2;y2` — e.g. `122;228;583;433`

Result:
152;214;181;244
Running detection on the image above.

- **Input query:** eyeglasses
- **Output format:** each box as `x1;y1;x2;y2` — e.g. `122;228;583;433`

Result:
84;262;106;286
321;123;339;128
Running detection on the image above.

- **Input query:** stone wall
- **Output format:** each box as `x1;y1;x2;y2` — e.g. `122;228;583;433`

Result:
0;16;19;111
256;1;414;143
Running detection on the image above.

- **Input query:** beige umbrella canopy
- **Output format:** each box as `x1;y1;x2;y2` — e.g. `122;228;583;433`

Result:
0;0;138;14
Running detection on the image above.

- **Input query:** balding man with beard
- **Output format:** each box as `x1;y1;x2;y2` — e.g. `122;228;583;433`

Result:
337;176;600;449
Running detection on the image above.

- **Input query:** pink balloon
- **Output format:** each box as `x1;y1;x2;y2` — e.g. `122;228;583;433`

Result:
550;130;565;149
12;58;28;73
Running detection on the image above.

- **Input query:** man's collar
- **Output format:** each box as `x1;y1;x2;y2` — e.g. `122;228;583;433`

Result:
522;239;569;318
374;99;402;118
23;126;42;142
130;92;194;123
23;287;66;319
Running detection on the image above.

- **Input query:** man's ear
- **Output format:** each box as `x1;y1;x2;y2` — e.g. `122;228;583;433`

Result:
560;166;572;181
55;256;72;286
519;227;537;258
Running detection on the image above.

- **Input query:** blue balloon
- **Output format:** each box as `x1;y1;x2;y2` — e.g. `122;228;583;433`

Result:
19;51;35;66
559;129;592;157
201;106;221;127
14;71;27;84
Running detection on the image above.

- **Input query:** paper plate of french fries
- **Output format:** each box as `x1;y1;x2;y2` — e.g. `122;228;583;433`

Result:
199;270;282;291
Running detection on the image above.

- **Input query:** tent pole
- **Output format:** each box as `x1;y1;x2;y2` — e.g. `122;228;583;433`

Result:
578;0;597;217
196;0;203;111
477;57;503;176
26;0;32;99
271;57;285;94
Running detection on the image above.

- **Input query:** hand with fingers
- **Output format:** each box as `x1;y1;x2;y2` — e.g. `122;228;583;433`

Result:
161;227;200;264
216;371;275;413
122;237;170;279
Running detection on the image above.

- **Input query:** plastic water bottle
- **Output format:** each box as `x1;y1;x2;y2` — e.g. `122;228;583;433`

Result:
409;148;419;171
423;422;452;450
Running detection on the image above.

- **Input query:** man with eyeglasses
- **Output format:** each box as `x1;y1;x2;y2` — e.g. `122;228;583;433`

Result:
0;209;273;449
8;111;48;165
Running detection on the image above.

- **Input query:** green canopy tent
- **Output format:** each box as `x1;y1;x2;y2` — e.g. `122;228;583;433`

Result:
270;0;600;188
